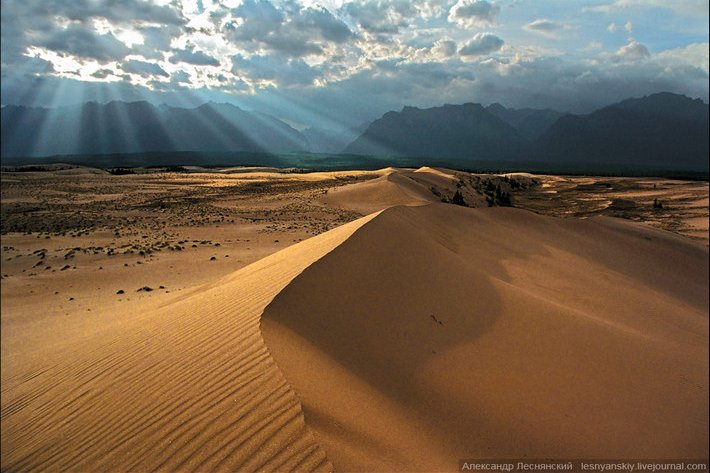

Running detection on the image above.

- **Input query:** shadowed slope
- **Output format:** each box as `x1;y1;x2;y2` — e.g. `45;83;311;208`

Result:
262;204;709;471
1;211;381;473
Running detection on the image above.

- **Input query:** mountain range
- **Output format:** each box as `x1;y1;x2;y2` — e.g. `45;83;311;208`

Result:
1;101;308;158
346;92;708;172
2;92;708;172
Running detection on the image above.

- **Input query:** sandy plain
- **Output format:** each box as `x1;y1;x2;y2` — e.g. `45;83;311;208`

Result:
1;165;708;472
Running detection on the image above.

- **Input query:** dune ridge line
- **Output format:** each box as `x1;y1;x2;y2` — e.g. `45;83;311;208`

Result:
1;209;384;473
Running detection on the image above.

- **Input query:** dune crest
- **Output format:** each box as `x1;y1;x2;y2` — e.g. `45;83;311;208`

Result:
1;211;381;472
262;203;709;471
319;167;460;214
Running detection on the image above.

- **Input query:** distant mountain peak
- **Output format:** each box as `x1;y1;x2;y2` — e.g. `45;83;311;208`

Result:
486;103;507;112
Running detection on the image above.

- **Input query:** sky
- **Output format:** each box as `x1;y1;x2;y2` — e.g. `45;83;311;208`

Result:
1;0;708;130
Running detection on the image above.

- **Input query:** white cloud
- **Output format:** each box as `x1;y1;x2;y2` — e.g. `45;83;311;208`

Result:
584;0;708;16
656;42;710;73
613;40;650;62
524;19;568;38
448;0;500;28
459;32;504;56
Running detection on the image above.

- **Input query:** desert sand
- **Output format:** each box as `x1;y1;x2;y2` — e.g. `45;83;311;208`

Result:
1;166;708;472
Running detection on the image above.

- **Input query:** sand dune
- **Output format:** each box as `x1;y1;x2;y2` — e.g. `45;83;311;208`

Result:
262;203;709;471
318;167;464;213
1;211;382;472
2;167;708;473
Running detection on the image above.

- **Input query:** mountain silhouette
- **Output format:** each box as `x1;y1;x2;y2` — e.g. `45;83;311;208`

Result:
485;103;565;141
1;101;308;158
534;92;709;171
343;103;527;160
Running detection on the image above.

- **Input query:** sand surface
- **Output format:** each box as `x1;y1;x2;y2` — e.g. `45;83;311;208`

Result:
2;166;708;472
263;204;708;470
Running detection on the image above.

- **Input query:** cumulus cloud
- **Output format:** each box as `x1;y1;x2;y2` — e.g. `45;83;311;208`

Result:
613;40;650;61
459;33;504;56
224;1;352;56
431;39;458;58
121;59;169;77
656;42;710;73
343;1;417;34
448;0;500;28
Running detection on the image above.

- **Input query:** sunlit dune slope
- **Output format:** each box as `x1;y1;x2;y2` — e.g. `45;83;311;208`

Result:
0;211;381;473
319;167;456;213
262;203;709;472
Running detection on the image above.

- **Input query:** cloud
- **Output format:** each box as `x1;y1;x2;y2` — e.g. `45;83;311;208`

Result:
343;1;417;34
170;48;220;66
224;0;352;56
0;0;707;129
0;0;185;66
608;21;633;33
584;0;708;16
121;59;169;77
523;19;566;37
48;0;184;25
91;68;114;79
448;0;500;28
38;25;132;62
231;53;319;86
459;33;504;56
295;6;353;42
656;42;709;73
613;40;650;61
133;25;185;60
171;70;191;85
431;39;457;58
